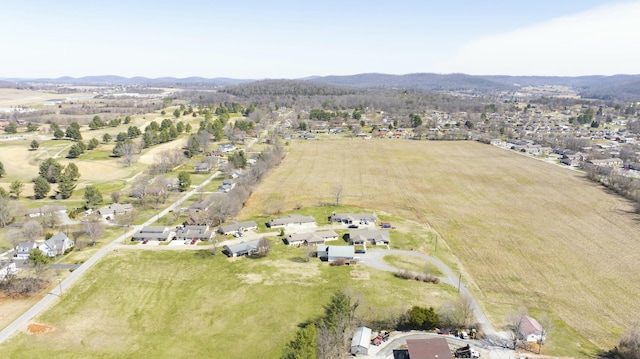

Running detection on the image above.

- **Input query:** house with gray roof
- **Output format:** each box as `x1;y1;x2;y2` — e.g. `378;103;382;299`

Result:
14;241;36;260
97;203;133;220
348;229;390;245
218;221;258;235
27;205;66;218
266;214;316;228
39;232;74;257
285;230;338;246
327;246;355;262
175;225;214;242
329;212;377;224
132;226;175;241
223;239;261;257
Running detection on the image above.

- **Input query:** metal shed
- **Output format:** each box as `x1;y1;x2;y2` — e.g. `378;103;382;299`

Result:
350;326;372;355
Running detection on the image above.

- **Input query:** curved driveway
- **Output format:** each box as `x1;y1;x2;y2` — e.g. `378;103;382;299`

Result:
361;249;496;336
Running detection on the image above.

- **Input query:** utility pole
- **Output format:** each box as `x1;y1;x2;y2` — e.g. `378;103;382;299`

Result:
57;276;62;296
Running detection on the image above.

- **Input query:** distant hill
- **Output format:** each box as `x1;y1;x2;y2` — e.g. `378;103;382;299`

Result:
0;80;15;88
307;73;512;93
6;75;252;88
307;73;640;100
4;73;640;101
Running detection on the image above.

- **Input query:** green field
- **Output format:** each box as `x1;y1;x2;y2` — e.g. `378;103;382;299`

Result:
0;247;457;358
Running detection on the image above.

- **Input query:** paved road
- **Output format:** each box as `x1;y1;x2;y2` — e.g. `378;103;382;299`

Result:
361;249;497;336
0;170;222;344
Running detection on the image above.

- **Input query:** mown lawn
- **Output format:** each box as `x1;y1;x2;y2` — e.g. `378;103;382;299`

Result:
0;247;457;359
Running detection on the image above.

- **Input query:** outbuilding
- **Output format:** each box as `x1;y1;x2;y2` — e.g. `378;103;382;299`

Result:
350;326;372;355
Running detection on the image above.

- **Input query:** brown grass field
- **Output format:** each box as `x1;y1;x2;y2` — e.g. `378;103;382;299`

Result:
241;138;640;350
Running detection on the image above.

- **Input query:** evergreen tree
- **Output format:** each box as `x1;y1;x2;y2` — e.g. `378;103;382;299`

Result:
30;139;40;150
33;176;51;199
39;158;63;183
57;175;76;199
178;172;191;192
83;185;103;209
63;163;80;181
9;181;23;199
281;324;317;359
0;161;5;177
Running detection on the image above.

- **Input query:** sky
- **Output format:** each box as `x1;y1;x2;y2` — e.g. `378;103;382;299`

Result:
1;0;638;79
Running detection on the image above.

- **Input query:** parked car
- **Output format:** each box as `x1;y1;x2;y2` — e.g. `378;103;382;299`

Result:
233;231;243;237
190;239;198;245
142;239;149;244
348;224;359;228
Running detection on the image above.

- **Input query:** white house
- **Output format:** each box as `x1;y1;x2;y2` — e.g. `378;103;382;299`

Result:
39;232;74;257
218;221;258;235
285;230;339;246
14;241;36;260
266;214;316;229
97;203;133;221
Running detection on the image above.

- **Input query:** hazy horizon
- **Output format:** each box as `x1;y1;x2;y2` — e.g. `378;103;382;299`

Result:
2;0;638;79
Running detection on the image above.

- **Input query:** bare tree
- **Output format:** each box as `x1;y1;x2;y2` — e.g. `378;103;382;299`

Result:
253;238;271;257
22;220;43;242
114;140;139;167
82;214;105;246
457;295;476;328
506;307;529;350
332;184;344;206
110;191;121;204
40;212;61;229
0;196;11;228
117;208;135;228
131;174;153;207
536;313;553;354
198;131;211;154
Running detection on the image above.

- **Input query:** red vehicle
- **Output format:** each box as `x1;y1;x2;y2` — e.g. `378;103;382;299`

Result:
190;239;198;245
142;239;149;244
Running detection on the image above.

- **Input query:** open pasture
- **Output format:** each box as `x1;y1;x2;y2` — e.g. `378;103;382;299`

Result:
241;138;640;350
0;248;457;358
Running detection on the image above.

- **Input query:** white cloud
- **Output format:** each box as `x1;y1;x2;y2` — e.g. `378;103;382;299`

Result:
436;1;640;76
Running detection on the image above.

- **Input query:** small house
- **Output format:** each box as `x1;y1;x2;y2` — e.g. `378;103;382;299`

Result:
193;162;212;172
266;214;316;229
218;221;258;235
520;315;545;343
97;203;133;221
348;229;390;246
175;225;214;242
26;205;67;218
285;230;339;246
329;212;377;224
14;241;36;260
223;239;261;257
132;226;175;241
394;338;453;359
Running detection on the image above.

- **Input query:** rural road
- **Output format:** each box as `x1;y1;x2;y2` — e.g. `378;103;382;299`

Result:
0;170;222;344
